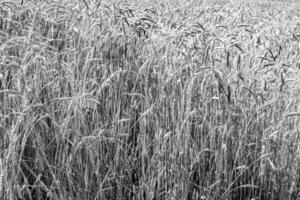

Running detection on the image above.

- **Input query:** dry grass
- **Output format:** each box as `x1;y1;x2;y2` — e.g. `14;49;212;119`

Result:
0;0;300;199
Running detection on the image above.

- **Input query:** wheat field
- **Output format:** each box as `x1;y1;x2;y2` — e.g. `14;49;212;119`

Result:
0;0;300;199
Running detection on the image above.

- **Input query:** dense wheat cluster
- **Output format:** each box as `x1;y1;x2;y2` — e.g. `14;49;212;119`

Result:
0;0;300;199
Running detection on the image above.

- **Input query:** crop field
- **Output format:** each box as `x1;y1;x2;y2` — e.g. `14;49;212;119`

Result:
0;0;300;199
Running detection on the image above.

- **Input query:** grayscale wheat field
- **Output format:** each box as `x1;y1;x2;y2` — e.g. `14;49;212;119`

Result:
0;0;300;199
